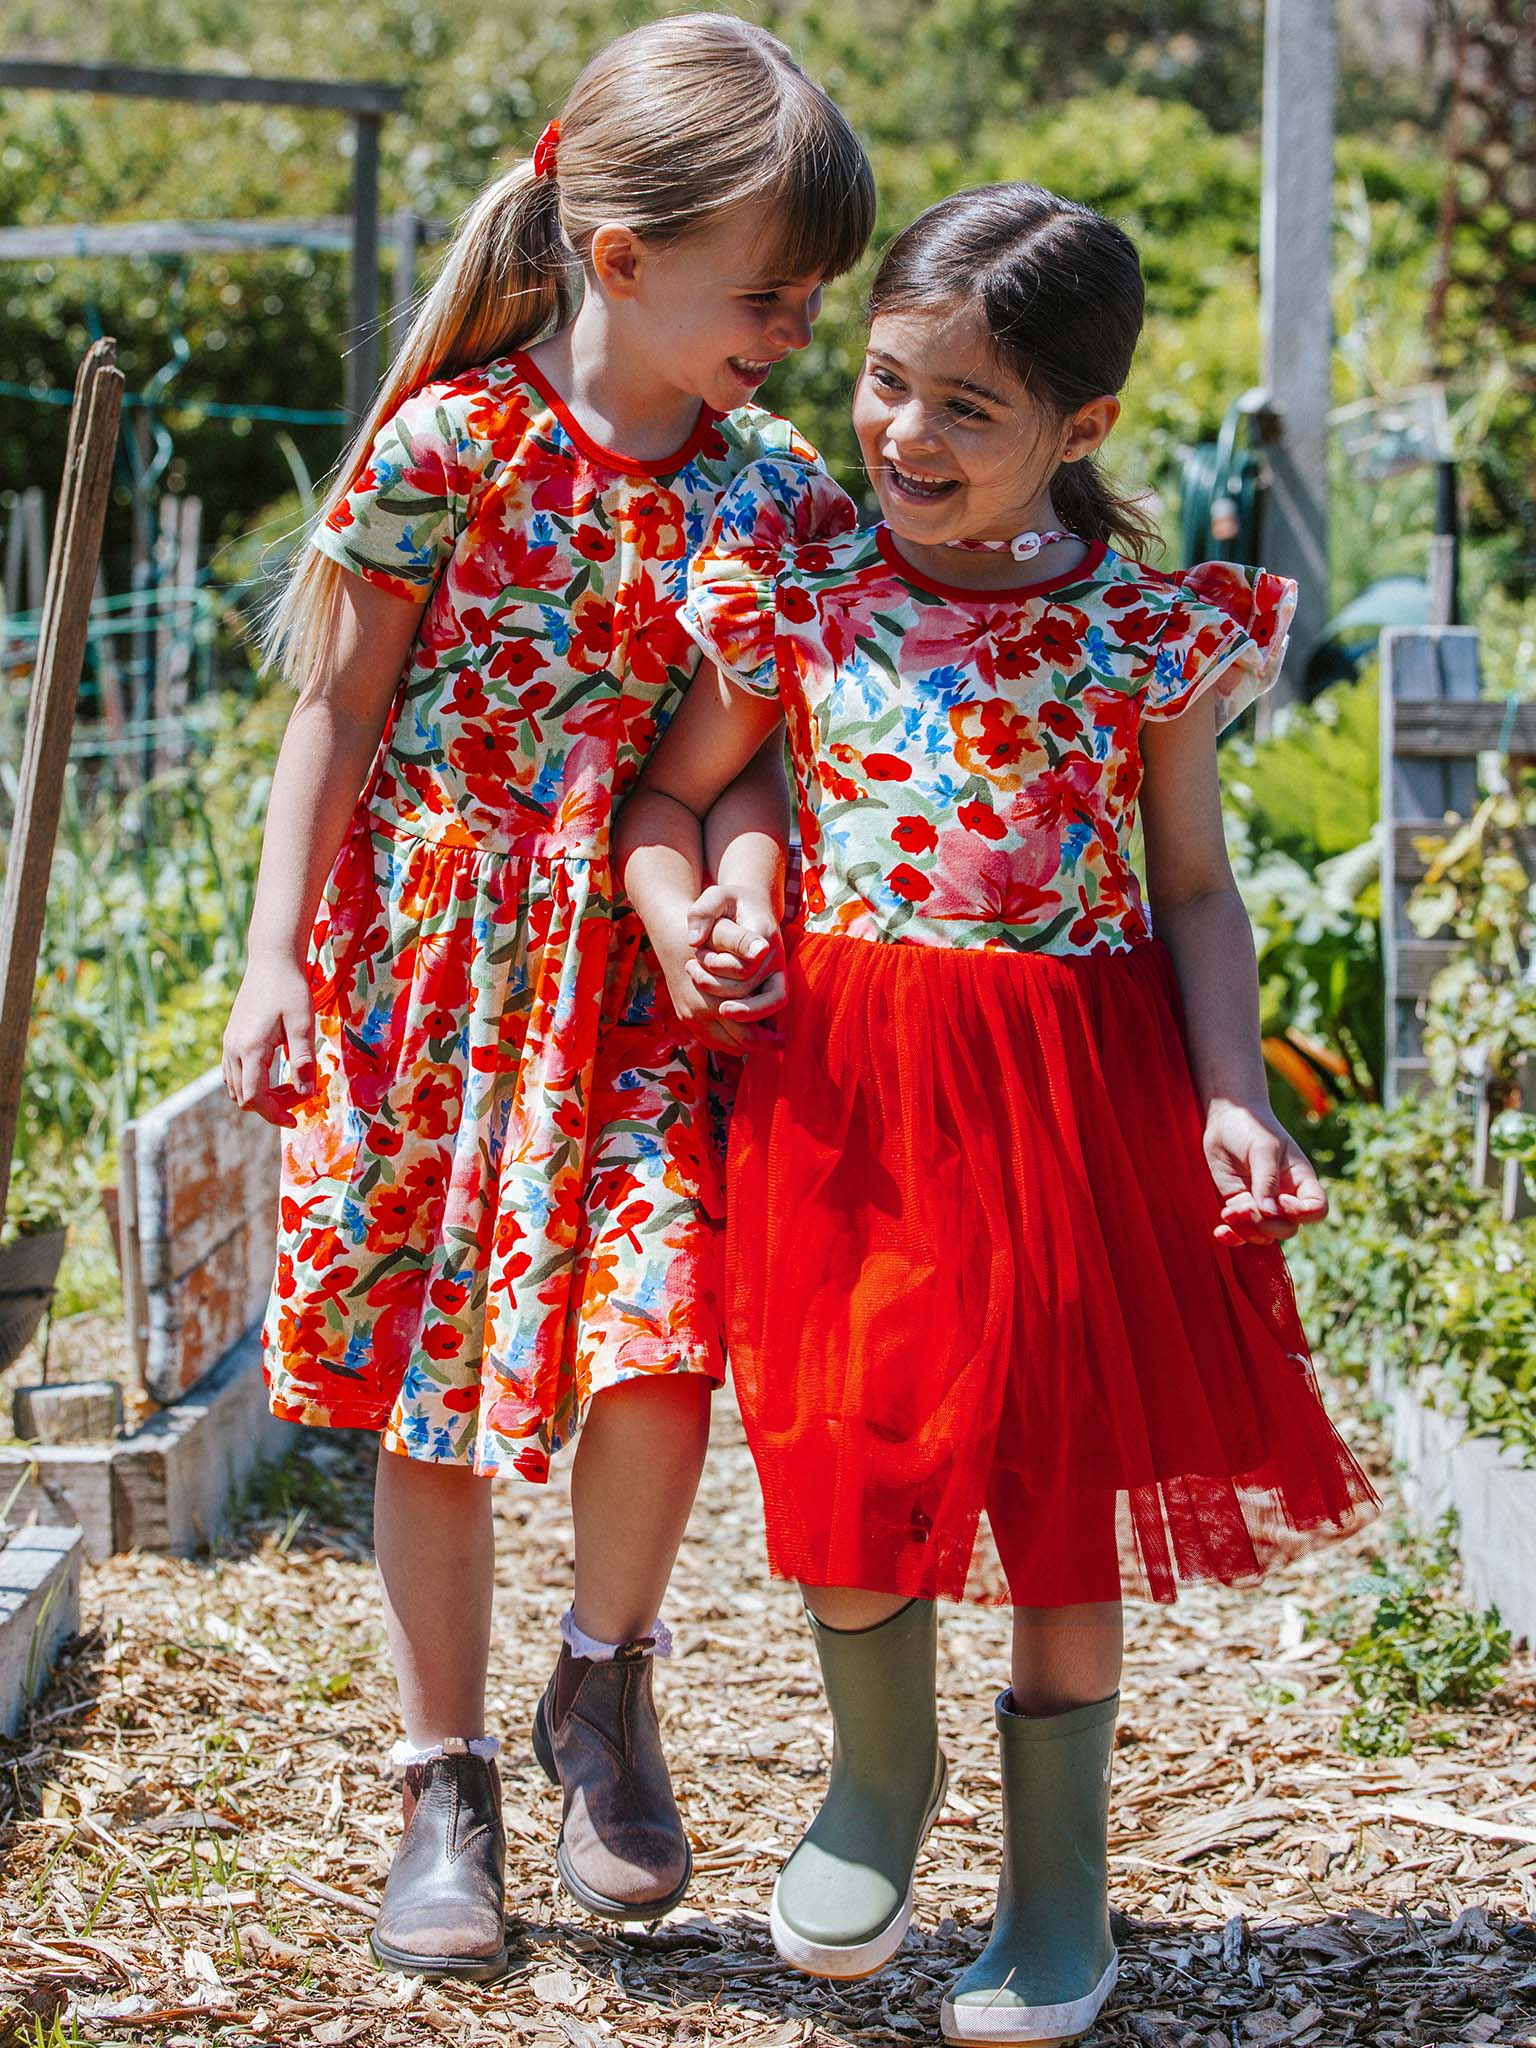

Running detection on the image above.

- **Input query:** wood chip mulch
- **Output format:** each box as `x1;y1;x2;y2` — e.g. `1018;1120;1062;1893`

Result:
3;1385;1535;2047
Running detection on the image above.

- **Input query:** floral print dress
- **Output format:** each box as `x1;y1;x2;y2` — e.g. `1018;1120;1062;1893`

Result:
675;459;1378;1607
263;355;823;1479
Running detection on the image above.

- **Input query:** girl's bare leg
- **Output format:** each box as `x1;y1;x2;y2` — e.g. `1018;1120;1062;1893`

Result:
1010;1601;1124;1713
374;1449;496;1744
569;1375;713;1640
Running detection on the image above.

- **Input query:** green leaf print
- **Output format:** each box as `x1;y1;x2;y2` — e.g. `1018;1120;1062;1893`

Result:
995;910;1077;953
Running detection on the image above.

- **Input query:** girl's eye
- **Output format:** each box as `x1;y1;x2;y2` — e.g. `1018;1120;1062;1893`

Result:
870;367;904;392
949;402;989;422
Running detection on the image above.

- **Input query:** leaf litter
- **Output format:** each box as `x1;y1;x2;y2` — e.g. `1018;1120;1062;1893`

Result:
2;1385;1535;2046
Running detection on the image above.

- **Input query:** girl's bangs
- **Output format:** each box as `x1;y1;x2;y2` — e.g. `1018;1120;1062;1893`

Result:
756;127;876;284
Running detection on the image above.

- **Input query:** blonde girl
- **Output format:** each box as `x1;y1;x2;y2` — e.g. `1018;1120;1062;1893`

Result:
222;13;872;1980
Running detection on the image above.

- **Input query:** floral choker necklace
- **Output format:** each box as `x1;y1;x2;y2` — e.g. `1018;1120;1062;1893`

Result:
944;528;1077;562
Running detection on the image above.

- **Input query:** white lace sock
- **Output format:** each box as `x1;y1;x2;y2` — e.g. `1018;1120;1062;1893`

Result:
388;1734;502;1769
560;1609;674;1661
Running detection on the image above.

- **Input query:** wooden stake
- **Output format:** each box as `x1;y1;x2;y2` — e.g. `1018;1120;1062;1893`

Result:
0;339;124;1223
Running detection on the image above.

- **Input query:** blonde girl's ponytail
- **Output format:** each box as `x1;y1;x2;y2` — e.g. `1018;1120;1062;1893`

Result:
264;162;574;685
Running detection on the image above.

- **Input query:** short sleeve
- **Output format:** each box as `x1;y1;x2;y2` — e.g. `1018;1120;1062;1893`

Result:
680;455;857;699
311;383;484;600
1143;562;1299;733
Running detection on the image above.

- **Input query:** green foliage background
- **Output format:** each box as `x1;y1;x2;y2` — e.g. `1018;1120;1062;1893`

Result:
1;0;1526;603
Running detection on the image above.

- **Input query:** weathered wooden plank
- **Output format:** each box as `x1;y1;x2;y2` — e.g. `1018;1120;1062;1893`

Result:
0;1332;296;1559
1396;938;1460;998
0;1446;116;1559
0;342;123;1219
1380;628;1485;1104
1373;1347;1536;1646
0;59;405;116
1392;700;1536;759
1258;0;1336;711
0;217;356;261
0;1525;83;1735
113;1330;296;1555
347;114;383;422
129;1068;279;1402
144;1219;277;1402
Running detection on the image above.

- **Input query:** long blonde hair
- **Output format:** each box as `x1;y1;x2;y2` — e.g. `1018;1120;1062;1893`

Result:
268;12;875;685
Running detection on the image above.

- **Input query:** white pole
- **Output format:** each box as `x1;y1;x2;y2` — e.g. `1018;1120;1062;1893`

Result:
1259;0;1336;714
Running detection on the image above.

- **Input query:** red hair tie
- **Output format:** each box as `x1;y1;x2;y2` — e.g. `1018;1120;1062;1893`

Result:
532;120;561;180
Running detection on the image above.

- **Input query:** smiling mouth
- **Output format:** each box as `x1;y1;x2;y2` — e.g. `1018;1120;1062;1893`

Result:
729;356;778;380
884;461;961;504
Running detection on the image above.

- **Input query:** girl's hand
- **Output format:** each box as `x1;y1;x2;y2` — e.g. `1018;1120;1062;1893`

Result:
1203;1099;1328;1248
685;884;786;1021
222;955;318;1127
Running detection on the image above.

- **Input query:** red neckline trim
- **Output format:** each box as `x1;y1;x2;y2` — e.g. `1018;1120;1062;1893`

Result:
514;351;720;477
875;524;1108;602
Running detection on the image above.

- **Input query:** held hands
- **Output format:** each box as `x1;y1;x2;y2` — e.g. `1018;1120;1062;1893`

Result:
657;884;787;1054
1203;1098;1329;1248
221;954;318;1127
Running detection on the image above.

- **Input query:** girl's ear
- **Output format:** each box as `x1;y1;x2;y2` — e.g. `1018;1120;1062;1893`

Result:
1061;395;1120;464
590;223;646;299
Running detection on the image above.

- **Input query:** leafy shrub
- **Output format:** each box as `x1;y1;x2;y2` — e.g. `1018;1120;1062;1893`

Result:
1309;1519;1513;1757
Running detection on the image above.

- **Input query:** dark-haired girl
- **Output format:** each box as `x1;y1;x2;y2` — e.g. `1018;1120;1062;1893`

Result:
616;184;1376;2043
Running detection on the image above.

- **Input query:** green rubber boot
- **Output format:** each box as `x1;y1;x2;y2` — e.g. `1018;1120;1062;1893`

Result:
770;1598;947;1980
941;1691;1119;2044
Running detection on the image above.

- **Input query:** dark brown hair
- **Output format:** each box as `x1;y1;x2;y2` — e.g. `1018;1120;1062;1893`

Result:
868;184;1161;559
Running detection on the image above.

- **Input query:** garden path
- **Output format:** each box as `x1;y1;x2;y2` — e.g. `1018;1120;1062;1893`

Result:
3;1390;1536;2048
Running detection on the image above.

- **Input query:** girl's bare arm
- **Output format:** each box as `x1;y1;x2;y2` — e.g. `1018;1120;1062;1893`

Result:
615;663;785;1049
1139;696;1327;1246
222;573;424;1122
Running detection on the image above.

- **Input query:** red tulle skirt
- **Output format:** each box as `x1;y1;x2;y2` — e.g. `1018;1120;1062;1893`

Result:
726;932;1378;1607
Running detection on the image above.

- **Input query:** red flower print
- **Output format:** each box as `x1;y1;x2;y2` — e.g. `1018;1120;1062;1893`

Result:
364;1185;415;1251
618;487;687;562
404;1069;460;1142
781;584;817;623
1011;753;1104;834
401;1155;450;1220
958;801;1008;841
430;1273;471;1315
892;815;937;854
887;863;933;902
489;637;550;688
553;1098;585;1141
864;753;912;782
440;1381;480;1412
567;591;617;675
1038;699;1083;742
625;573;694;688
572;523;616;562
450;670;492;720
421;1322;461;1361
951;699;1040;782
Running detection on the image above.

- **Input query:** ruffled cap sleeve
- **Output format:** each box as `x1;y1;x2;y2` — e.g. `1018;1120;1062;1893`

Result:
311;380;484;600
1144;561;1299;733
681;455;857;699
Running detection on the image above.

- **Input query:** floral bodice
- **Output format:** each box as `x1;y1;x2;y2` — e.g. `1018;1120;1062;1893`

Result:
681;460;1295;956
314;353;821;861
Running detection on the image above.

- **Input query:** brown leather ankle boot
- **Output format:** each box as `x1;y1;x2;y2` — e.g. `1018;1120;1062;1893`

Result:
370;1739;508;1980
532;1639;692;1921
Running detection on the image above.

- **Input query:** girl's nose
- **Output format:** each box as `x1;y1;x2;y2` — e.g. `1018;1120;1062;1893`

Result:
890;398;941;451
774;299;817;352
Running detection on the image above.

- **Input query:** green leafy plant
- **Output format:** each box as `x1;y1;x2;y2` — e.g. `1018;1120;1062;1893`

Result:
1310;1519;1513;1756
